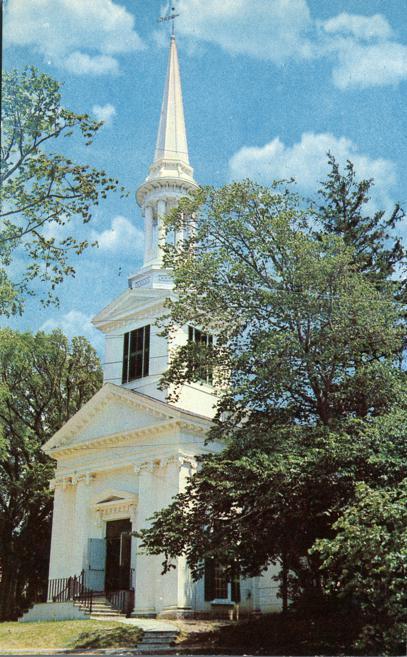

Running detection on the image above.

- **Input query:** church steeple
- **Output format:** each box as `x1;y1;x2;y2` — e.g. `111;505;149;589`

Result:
94;29;216;419
154;35;190;168
134;34;198;283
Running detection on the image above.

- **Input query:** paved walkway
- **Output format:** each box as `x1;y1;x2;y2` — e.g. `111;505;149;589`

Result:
92;616;177;632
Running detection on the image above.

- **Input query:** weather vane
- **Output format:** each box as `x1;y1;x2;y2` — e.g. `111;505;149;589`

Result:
158;3;180;36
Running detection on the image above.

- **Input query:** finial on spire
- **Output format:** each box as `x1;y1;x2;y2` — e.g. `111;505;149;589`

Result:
158;3;179;38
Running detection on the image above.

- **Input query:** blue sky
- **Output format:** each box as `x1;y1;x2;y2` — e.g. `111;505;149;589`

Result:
4;0;407;354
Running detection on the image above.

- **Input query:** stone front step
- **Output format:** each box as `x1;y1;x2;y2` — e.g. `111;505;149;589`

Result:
88;603;122;610
89;611;124;617
141;637;177;644
135;646;176;653
143;632;178;636
75;596;127;618
136;630;178;651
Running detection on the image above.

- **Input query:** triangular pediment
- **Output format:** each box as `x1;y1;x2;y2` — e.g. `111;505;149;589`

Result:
92;287;171;332
43;383;210;455
93;489;137;505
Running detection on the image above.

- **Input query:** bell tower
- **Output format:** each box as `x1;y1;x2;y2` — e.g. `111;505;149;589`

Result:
128;34;198;291
93;33;216;419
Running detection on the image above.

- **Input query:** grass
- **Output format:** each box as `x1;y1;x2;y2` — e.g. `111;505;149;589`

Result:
0;620;143;650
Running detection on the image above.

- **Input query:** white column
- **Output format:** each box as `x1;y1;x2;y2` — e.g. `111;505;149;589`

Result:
176;459;193;612
160;457;194;617
252;576;261;613
143;205;153;265
48;480;72;585
175;211;184;247
71;475;92;576
132;463;157;616
157;199;167;264
129;505;137;591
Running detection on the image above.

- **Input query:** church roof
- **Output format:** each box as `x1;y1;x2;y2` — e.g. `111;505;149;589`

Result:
92;287;171;332
154;35;190;166
42;383;211;456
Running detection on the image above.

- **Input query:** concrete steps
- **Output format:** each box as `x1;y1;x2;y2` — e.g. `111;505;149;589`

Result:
75;595;127;619
135;630;179;652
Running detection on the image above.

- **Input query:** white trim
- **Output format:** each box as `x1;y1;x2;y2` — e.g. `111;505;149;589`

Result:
43;383;211;454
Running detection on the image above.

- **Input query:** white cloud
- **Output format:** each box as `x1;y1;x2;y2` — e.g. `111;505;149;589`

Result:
330;41;407;89
5;0;144;75
91;215;144;254
65;52;119;76
172;0;407;89
322;13;393;41
229;132;397;211
92;103;117;126
176;0;313;62
40;310;104;353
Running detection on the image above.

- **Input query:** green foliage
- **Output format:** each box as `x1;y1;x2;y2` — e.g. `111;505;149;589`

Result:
0;67;124;315
313;480;407;654
315;154;405;284
160;179;403;429
140;169;405;649
139;408;407;582
0;329;103;619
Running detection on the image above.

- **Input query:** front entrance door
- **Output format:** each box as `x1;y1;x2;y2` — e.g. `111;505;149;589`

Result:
105;519;132;591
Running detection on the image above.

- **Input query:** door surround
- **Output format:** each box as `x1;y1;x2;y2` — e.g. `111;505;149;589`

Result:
92;489;137;526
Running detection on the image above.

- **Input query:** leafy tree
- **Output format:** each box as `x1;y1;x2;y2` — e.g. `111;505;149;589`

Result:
0;329;103;620
138;178;405;618
315;154;405;284
313;477;407;654
0;67;123;316
139;407;407;613
160;181;403;429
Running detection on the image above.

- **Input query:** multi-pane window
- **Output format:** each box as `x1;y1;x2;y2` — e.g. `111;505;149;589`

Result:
204;559;240;602
188;326;213;385
122;325;150;384
214;562;228;599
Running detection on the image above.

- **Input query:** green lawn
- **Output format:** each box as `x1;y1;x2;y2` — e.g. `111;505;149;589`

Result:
0;620;143;650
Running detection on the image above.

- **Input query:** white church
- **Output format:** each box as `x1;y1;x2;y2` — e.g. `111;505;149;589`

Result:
26;34;281;621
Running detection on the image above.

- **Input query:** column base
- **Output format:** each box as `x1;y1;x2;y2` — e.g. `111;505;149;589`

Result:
130;607;157;618
158;606;194;619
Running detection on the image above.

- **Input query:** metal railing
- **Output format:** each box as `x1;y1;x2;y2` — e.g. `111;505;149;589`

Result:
46;573;135;616
106;589;134;616
47;570;93;613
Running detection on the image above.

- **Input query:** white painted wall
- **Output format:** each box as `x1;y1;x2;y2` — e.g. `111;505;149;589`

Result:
46;380;282;618
104;317;217;420
20;602;89;623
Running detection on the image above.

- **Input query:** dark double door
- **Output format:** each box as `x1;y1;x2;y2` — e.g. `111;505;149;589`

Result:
105;519;132;592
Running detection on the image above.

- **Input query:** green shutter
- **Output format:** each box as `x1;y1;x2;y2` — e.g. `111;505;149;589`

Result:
204;558;215;601
122;332;129;383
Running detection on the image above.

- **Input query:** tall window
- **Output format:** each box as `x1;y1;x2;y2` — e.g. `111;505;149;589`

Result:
204;559;240;602
188;326;213;385
214;562;228;599
122;325;150;384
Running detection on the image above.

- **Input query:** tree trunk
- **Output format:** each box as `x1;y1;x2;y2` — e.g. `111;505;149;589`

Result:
0;550;18;620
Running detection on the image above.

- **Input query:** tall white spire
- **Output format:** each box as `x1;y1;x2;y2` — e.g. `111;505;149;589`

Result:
154;35;190;167
138;35;196;190
133;34;198;288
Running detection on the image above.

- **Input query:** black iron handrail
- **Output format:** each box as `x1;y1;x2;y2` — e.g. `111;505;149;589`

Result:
106;589;134;616
47;570;93;613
